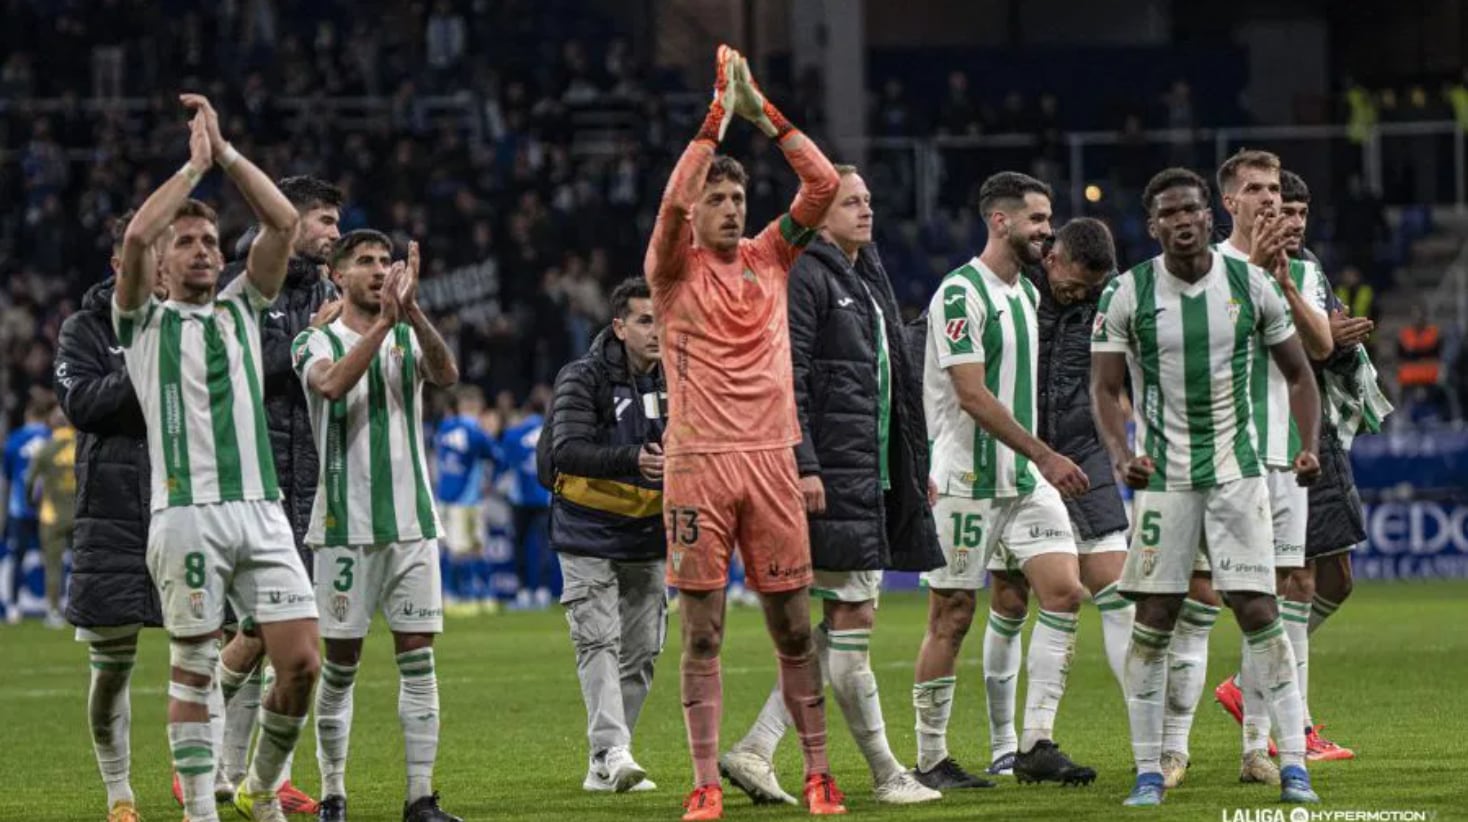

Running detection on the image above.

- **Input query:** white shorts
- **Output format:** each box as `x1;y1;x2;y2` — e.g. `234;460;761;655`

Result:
923;484;1076;590
147;500;317;637
314;539;443;638
440;504;484;556
810;570;883;605
1078;529;1129;556
75;623;144;644
1125;477;1275;597
1266;469;1307;569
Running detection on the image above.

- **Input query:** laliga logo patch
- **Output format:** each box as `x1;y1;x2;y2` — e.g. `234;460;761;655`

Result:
945;318;968;342
1092;312;1107;337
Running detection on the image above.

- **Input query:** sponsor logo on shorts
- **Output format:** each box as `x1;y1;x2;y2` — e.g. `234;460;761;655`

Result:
266;590;315;606
765;560;811;581
1215;557;1271;575
1276;542;1303;555
1028;525;1066;540
401;602;443;620
188;590;206;619
331;594;350;622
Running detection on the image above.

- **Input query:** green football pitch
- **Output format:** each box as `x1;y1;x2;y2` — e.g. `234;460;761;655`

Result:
4;582;1465;821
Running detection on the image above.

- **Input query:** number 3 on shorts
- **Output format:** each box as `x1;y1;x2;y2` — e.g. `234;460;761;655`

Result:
333;557;355;592
1139;510;1161;547
184;551;206;588
669;507;700;546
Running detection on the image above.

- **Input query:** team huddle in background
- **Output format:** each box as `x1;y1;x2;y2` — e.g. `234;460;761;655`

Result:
40;43;1389;822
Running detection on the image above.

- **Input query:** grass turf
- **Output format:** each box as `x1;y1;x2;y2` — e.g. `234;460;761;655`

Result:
3;581;1465;821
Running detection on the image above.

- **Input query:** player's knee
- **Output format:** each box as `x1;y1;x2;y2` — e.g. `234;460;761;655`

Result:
1285;567;1315;600
1038;584;1086;615
771;622;813;658
169;637;218;694
685;630;722;659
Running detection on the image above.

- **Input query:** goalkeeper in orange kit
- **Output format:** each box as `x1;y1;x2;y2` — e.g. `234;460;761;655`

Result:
644;46;844;819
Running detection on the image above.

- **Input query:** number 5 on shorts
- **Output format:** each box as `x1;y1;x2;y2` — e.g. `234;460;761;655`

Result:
1139;510;1161;547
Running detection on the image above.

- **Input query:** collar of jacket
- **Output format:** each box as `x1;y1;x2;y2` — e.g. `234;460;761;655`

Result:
803;234;869;277
589;324;662;388
82;278;116;312
284;255;327;289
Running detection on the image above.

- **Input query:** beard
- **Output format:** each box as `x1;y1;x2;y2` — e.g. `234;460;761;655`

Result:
1009;231;1043;266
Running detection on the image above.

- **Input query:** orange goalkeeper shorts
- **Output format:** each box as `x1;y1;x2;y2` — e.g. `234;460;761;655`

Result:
663;448;812;594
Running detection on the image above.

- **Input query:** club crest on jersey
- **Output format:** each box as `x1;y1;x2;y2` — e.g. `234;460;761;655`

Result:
332;594;350;622
742;268;758;283
945;318;968;342
391;344;405;361
1226;297;1242;325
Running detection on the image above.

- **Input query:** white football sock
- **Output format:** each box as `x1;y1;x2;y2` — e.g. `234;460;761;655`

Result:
912;676;956;772
982;611;1024;760
1021;610;1078;751
1244;618;1307;770
826;627;903;783
88;643;136;806
1092;582;1134;690
1280;599;1312;726
1161;598;1217;757
315;660;358;799
397;649;440;803
1125;623;1172;775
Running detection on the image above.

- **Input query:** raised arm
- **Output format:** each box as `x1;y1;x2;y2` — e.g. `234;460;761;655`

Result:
182;94;299;301
298;268;402;401
399;241;458;387
117;113;211;311
731;56;839;250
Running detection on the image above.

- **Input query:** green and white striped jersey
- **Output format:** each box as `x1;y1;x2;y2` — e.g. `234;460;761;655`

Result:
112;277;280;512
1091;251;1295;491
293;319;441;547
1218;240;1328;468
923;258;1043;500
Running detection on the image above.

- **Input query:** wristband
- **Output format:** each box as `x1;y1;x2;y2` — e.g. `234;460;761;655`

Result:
763;100;794;139
179;163;204;187
219;143;241;170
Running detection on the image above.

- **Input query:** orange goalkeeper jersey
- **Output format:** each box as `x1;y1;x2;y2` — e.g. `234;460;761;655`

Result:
644;135;838;456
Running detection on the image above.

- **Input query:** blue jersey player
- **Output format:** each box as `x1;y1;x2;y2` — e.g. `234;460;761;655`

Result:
434;386;499;607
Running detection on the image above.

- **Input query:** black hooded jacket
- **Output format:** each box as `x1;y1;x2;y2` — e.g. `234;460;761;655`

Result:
54;279;162;628
788;238;944;573
221;249;336;552
1028;267;1129;540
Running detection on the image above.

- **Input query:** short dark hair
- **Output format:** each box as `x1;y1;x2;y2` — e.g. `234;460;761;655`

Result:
609;276;651;319
1054;218;1116;274
1279;170;1311;204
174;198;218;226
1142;167;1211;214
111;208;137;252
706;155;748;187
976;171;1052;218
1216;148;1280;195
277;176;344;213
329;229;393;269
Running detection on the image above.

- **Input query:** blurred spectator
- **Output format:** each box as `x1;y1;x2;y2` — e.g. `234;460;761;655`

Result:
1396;304;1446;420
